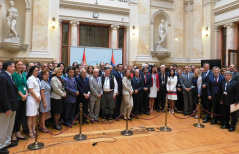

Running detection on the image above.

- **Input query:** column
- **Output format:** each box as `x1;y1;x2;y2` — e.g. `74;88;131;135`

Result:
225;23;235;65
125;26;130;65
214;27;220;59
0;2;2;43
58;20;62;61
111;25;119;49
24;8;31;44
70;21;80;47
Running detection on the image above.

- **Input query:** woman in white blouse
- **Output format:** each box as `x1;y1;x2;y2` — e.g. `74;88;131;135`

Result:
122;69;134;120
166;69;178;113
26;66;41;138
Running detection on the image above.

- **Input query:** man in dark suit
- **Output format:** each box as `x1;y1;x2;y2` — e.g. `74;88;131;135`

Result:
76;69;90;125
220;71;238;132
157;65;168;112
131;69;144;117
233;73;239;81
201;62;213;123
64;66;79;127
113;64;123;119
99;62;105;77
141;67;151;115
207;66;225;124
0;60;18;153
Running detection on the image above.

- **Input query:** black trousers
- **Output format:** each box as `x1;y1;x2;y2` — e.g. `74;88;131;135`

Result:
79;96;89;121
114;93;122;118
222;104;238;127
132;93;142;115
211;94;221;120
13;100;27;133
176;91;184;111
64;103;76;124
157;86;166;110
142;91;149;113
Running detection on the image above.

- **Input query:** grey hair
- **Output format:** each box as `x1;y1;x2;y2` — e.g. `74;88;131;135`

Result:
80;68;86;73
93;69;99;73
224;71;232;75
134;69;139;73
212;66;220;70
160;65;165;68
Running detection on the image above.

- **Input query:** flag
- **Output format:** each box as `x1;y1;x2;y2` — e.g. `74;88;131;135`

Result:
111;49;115;66
82;48;87;67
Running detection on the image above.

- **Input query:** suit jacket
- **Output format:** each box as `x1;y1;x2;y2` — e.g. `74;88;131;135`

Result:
233;73;239;81
12;72;27;101
0;71;18;112
158;71;169;87
220;80;237;106
76;76;90;96
201;70;213;86
207;74;225;98
141;74;152;89
113;71;123;93
89;76;103;101
180;72;194;92
131;76;144;94
99;70;104;77
151;73;160;88
122;77;133;95
64;76;78;104
50;76;66;99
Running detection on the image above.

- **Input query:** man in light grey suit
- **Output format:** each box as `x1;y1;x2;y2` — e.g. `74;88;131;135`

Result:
180;65;194;116
89;69;103;123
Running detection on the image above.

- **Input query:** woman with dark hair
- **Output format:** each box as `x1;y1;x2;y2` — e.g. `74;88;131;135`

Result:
39;70;51;132
74;66;80;78
166;69;178;113
26;66;41;138
72;62;78;68
148;65;159;114
122;69;134;120
12;61;28;141
87;65;94;78
176;69;184;113
57;63;67;79
50;67;66;130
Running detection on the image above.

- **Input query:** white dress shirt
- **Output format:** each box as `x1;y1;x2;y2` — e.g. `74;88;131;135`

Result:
103;76;118;94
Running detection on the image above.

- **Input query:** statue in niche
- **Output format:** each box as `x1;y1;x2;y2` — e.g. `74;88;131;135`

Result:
6;1;19;39
156;19;166;51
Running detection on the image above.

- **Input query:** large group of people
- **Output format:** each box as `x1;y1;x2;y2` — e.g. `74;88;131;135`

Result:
0;60;239;154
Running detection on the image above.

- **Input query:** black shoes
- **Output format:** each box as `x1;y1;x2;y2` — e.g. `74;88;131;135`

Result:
220;125;230;129
157;109;160;113
64;122;72;128
0;148;9;154
229;127;236;132
16;136;28;140
83;120;89;124
6;142;18;149
145;112;150;115
184;112;188;116
139;113;142;116
53;124;62;130
210;120;217;125
202;118;210;123
90;120;95;124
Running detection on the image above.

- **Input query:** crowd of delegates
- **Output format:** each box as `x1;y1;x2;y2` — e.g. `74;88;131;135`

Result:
0;60;239;153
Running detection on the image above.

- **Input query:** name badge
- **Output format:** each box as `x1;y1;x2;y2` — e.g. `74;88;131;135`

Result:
23;87;26;91
192;86;195;89
223;92;227;95
178;84;181;86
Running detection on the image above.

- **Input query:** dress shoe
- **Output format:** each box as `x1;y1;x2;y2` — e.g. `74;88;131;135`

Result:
202;118;210;123
90;120;95;124
0;148;9;154
11;139;18;143
145;112;150;115
16;136;28;140
101;119;106;122
54;125;62;130
81;122;84;125
210;120;217;125
83;120;89;124
72;123;77;125
64;122;72;128
220;125;230;129
6;142;18;149
95;120;100;122
139;113;142;116
184;112;188;116
116;119;119;121
228;127;236;132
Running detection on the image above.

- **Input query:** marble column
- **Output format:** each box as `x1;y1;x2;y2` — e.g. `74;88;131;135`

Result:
173;0;184;58
70;21;80;47
111;25;119;49
193;0;203;58
58;20;62;61
214;27;220;59
225;23;235;65
24;7;31;44
125;26;130;65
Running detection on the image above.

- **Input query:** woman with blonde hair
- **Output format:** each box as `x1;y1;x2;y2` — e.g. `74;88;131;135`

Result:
192;68;202;119
122;69;134;120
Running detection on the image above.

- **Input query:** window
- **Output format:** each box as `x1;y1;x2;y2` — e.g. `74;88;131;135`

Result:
61;23;69;65
118;28;124;49
80;25;109;47
222;27;227;50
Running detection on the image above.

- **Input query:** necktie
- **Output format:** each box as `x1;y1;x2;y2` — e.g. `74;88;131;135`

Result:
225;81;228;91
145;75;147;83
163;74;165;84
215;76;218;84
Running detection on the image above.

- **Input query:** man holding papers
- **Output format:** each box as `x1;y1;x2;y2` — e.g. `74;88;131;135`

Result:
220;71;238;132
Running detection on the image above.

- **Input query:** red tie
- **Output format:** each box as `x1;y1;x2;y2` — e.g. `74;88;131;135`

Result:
215;76;218;84
145;75;147;83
